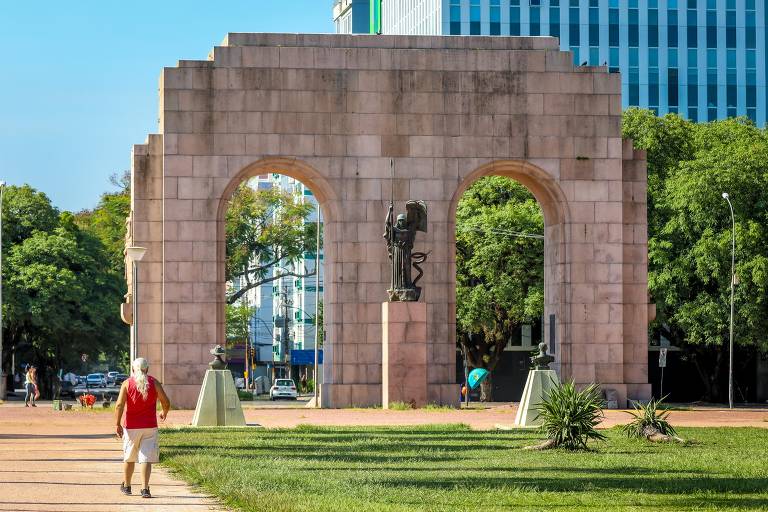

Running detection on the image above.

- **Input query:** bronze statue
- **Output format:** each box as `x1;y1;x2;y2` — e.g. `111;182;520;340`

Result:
530;342;555;370
209;345;227;370
384;160;428;302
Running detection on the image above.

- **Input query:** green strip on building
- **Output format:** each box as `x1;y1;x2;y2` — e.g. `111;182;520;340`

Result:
370;0;381;34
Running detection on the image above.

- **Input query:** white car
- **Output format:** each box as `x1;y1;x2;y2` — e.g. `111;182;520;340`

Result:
269;379;298;400
86;373;107;388
106;371;120;385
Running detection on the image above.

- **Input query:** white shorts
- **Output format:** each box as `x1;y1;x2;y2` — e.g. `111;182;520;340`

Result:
123;427;159;464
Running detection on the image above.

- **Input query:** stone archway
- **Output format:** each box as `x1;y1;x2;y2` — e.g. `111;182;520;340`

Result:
126;33;651;408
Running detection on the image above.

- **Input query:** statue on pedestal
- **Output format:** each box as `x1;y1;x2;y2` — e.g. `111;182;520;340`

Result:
531;342;555;370
383;160;428;302
209;345;227;370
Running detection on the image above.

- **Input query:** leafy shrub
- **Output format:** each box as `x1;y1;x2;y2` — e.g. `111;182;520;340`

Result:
536;381;606;450
237;390;254;401
622;396;677;439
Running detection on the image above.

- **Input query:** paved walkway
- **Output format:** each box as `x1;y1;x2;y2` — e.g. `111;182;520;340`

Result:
0;404;220;512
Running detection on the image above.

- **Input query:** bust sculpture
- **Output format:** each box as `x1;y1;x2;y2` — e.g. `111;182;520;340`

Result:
209;345;227;370
530;342;555;370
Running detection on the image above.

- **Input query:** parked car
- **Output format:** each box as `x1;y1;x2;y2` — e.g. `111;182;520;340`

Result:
106;371;120;385
269;379;297;400
59;379;76;398
77;375;87;385
86;373;107;388
114;373;129;385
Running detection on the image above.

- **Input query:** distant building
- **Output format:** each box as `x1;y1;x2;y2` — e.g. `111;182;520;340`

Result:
333;0;377;33
229;174;323;383
336;0;767;125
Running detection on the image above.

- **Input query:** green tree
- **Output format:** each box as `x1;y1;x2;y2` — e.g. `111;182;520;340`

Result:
625;111;768;401
456;177;544;401
226;302;254;349
2;184;128;393
75;172;131;271
226;181;319;304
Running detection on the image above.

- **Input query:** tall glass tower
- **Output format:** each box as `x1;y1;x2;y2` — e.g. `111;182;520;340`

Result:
335;0;767;125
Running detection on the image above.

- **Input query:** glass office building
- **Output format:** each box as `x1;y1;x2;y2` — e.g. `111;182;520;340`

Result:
335;0;767;125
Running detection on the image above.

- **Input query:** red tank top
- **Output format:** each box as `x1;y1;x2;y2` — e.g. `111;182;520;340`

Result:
125;375;158;429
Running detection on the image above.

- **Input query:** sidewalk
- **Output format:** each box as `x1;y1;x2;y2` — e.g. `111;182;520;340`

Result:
0;404;221;512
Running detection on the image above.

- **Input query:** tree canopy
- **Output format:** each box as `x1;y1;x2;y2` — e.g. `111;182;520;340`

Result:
3;184;128;390
624;109;768;399
456;176;545;399
225;181;320;304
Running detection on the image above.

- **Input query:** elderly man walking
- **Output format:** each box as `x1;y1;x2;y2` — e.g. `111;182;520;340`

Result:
115;358;171;498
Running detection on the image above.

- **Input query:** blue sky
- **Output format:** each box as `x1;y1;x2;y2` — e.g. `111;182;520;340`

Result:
0;1;333;212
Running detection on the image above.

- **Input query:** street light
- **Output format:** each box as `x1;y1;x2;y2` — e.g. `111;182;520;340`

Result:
126;246;147;364
314;209;321;408
0;181;6;400
721;192;735;410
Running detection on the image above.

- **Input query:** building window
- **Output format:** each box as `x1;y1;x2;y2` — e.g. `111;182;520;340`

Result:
530;6;541;36
569;2;579;46
588;5;599;46
450;0;461;35
510;0;521;35
668;10;678;47
550;5;560;38
609;7;619;46
726;54;737;117
645;10;656;48
470;0;481;35
726;7;736;48
490;0;501;35
628;7;639;47
687;8;697;48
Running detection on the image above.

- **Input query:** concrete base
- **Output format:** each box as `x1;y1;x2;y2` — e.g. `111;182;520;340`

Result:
382;302;427;409
191;370;246;426
514;369;560;427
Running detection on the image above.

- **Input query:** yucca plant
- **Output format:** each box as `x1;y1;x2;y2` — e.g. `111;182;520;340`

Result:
622;396;684;443
527;380;606;450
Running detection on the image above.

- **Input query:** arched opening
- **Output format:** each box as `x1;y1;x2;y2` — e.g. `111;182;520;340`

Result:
450;161;569;404
217;158;337;404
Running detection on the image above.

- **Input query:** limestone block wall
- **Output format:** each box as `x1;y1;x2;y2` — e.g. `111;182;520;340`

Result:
129;33;651;408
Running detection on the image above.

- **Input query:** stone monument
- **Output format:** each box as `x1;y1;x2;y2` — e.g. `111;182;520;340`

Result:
382;161;429;408
514;342;560;427
191;345;246;427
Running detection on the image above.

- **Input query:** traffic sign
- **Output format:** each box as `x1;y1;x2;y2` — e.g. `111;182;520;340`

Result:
659;348;667;368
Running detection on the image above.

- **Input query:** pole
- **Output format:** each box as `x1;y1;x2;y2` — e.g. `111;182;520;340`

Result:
0;184;4;399
131;260;138;364
660;366;664;398
283;292;290;380
722;193;735;410
314;207;321;408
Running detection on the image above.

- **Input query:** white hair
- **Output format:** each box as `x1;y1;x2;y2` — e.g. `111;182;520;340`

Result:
131;358;150;400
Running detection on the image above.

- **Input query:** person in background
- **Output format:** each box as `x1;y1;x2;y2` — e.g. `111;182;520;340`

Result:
24;366;39;407
114;358;171;499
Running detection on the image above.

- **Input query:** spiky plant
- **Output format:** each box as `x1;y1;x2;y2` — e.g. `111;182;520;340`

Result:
534;381;606;450
622;396;679;440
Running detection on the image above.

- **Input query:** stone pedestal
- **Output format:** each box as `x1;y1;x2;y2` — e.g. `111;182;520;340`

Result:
191;370;246;427
514;369;560;427
382;302;427;409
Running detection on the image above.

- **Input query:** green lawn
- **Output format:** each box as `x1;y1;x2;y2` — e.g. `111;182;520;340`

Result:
160;425;768;512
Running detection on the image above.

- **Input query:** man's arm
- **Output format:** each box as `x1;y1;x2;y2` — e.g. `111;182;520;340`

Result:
155;381;171;422
114;381;128;438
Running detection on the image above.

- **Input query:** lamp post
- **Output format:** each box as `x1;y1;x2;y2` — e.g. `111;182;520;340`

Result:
314;209;321;408
126;246;147;364
721;192;735;410
0;181;6;400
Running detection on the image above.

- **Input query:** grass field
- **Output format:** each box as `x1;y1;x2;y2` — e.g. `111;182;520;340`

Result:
160;425;768;512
